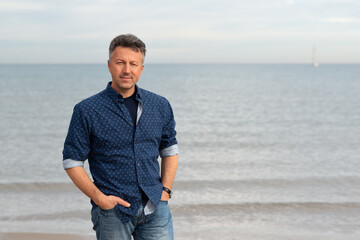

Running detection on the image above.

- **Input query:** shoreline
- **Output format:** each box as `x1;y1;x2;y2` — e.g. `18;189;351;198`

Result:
0;232;95;240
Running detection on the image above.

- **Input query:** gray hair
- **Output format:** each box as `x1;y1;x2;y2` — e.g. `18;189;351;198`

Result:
109;34;146;63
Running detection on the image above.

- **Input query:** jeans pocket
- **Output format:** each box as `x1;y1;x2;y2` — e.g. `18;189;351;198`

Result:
99;206;116;217
159;200;169;206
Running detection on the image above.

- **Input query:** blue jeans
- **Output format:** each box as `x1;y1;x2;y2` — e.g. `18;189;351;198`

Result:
91;200;174;240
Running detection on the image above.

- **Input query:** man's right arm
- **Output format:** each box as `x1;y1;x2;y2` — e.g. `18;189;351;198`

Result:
63;104;130;209
65;166;130;209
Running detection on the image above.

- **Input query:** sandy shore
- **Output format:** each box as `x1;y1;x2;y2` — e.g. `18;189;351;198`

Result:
0;232;95;240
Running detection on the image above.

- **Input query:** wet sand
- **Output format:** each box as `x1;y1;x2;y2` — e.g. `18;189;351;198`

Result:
0;232;95;240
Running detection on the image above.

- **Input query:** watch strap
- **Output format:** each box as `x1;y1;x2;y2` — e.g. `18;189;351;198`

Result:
162;187;172;198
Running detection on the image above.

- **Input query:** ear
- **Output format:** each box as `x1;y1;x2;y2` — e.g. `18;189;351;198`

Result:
107;60;111;71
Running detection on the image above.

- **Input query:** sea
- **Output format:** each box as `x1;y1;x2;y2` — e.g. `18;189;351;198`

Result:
0;64;359;240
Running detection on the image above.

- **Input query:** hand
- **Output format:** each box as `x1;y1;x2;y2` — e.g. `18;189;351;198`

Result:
160;190;170;201
98;195;131;210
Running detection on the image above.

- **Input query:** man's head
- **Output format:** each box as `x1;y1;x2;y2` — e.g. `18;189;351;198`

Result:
108;34;146;97
109;34;146;64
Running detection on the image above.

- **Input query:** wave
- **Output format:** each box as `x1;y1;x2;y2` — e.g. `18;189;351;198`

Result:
0;182;76;192
1;176;359;192
173;176;360;190
1;202;359;222
172;201;360;212
0;210;89;221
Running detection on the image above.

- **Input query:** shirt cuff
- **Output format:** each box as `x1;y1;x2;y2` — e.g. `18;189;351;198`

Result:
63;159;85;169
159;144;179;158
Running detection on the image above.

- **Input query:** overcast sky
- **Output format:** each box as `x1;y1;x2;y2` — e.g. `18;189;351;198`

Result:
0;0;359;64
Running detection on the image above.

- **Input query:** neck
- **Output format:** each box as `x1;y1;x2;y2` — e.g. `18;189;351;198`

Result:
111;84;135;98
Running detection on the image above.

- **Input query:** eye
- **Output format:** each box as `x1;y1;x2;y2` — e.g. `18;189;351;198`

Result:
131;63;138;67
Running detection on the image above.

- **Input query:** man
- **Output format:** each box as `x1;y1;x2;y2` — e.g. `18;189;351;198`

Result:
62;34;178;240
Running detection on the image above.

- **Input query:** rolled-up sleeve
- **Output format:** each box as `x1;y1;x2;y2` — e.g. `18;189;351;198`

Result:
62;104;91;167
159;99;178;155
63;159;85;169
159;144;179;158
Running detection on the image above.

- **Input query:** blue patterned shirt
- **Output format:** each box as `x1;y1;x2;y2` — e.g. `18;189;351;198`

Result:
62;82;178;223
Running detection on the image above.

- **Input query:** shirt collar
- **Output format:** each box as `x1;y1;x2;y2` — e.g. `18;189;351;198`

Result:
135;85;143;103
105;82;143;103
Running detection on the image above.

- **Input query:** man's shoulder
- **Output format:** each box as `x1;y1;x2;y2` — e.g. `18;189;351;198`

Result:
139;87;169;105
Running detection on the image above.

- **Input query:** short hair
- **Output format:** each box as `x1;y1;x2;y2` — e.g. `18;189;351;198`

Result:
109;34;146;63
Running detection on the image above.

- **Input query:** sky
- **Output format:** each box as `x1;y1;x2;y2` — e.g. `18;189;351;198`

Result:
0;0;359;64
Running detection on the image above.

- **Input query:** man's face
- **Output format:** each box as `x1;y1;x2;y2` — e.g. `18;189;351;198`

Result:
108;47;144;97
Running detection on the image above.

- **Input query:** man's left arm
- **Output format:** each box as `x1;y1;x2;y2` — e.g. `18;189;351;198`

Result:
161;154;178;201
159;99;178;201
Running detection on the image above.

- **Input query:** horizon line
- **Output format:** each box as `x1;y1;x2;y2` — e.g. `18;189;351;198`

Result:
1;62;360;65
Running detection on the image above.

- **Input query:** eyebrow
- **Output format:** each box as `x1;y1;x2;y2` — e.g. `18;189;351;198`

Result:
113;58;141;63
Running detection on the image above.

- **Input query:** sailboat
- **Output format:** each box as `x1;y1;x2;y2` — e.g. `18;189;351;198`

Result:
312;46;319;67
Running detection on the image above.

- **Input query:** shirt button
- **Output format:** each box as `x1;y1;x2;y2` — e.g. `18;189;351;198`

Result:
137;163;140;166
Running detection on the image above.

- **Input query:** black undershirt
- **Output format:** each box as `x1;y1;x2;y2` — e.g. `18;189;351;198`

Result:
123;91;138;127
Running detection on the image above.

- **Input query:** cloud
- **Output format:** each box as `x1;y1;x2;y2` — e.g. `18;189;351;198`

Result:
65;33;112;41
323;18;359;23
1;0;359;63
0;1;46;11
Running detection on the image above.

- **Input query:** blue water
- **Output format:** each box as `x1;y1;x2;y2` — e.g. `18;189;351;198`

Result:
1;64;360;239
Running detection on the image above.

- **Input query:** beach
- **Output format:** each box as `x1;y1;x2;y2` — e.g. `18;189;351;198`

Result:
0;233;93;240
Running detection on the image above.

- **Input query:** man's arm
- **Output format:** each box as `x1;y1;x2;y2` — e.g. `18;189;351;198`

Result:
160;155;178;201
65;166;130;209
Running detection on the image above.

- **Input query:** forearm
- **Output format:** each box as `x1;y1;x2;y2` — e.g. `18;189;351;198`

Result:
65;166;105;206
66;166;130;209
161;155;178;190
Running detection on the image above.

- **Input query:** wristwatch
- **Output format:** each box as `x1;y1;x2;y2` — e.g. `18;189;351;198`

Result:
162;187;172;199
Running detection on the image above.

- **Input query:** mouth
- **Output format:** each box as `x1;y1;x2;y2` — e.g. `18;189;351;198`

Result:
120;75;133;80
120;77;132;81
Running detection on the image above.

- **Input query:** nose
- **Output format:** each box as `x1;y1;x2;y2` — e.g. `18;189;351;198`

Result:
123;63;131;73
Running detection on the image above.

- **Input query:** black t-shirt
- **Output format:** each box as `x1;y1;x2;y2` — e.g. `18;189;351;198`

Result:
124;91;138;127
